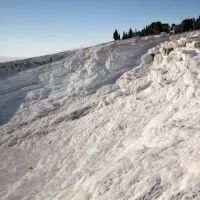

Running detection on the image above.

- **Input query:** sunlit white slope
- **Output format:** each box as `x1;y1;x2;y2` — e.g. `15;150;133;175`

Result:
1;32;200;200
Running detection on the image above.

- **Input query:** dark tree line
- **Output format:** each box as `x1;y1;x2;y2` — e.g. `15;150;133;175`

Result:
174;17;200;33
113;16;200;40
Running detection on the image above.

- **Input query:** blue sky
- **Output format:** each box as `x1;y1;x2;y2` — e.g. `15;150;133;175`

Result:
1;0;200;57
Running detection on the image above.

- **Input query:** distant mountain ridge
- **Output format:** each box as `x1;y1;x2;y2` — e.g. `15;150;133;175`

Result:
0;56;24;63
0;51;76;74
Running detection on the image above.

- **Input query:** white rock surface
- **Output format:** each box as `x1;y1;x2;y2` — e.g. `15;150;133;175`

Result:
1;32;200;200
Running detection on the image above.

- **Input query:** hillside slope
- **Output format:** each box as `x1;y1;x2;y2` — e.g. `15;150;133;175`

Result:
1;32;200;200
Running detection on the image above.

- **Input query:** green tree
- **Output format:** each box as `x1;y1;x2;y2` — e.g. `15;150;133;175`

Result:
162;23;170;33
128;28;134;38
174;24;184;33
113;29;120;40
181;19;194;32
194;21;200;30
171;24;176;31
122;32;128;40
150;22;163;34
193;17;200;30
